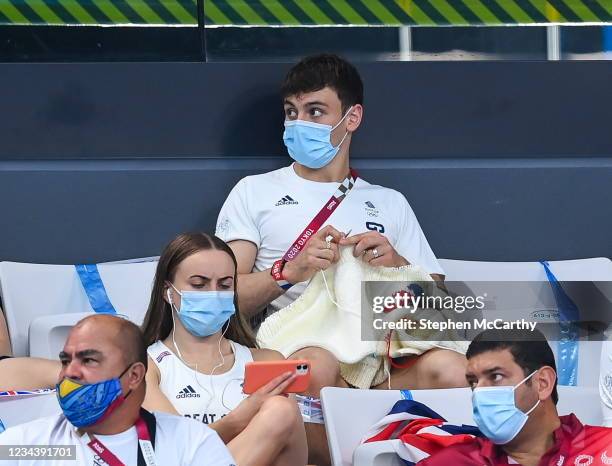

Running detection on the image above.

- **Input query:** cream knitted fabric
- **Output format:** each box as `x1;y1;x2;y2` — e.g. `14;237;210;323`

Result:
257;246;468;388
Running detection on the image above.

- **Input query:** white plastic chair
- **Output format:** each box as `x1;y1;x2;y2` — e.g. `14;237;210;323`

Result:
438;257;612;282
0;391;61;431
0;260;157;357
321;386;604;466
437;257;612;388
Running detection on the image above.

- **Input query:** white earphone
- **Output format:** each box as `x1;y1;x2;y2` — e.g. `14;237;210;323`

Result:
166;285;230;416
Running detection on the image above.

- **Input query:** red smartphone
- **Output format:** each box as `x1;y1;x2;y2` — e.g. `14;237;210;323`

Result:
243;359;310;394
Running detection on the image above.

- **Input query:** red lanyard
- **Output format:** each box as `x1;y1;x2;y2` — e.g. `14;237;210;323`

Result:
282;168;358;262
86;417;153;466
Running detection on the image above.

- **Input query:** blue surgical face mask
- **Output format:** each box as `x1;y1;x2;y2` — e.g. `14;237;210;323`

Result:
283;106;353;169
56;365;132;428
168;285;236;338
472;370;541;445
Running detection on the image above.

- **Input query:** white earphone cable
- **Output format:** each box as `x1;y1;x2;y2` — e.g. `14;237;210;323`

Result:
167;288;231;416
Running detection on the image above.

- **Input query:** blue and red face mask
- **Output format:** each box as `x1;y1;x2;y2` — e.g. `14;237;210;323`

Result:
56;364;133;428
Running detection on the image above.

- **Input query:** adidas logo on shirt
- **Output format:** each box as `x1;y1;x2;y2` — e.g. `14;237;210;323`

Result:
176;385;201;398
275;195;298;206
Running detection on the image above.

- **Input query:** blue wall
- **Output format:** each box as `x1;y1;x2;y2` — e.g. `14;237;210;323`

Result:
0;62;610;263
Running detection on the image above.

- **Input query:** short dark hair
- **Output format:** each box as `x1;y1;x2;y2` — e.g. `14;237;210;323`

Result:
281;54;364;112
118;318;148;372
466;328;558;404
74;314;148;371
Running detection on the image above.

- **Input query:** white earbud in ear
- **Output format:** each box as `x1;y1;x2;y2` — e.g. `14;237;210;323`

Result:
166;288;173;308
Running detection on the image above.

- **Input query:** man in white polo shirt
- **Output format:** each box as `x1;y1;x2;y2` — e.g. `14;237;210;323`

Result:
216;54;466;464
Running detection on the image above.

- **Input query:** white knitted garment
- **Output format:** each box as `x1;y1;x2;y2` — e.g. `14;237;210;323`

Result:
257;246;468;388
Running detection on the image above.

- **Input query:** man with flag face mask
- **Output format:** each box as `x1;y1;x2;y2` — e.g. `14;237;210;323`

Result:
418;329;612;466
0;314;236;466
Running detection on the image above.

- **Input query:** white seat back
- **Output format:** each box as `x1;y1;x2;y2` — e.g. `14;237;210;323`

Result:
0;391;61;431
29;312;95;359
438;257;612;282
438;258;612;387
0;260;157;357
321;386;604;466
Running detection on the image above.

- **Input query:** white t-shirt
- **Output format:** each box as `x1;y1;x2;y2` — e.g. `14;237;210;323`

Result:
216;164;443;313
147;340;252;425
0;412;236;466
601;339;612;427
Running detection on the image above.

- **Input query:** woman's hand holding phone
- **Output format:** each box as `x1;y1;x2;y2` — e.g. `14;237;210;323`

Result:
226;371;296;433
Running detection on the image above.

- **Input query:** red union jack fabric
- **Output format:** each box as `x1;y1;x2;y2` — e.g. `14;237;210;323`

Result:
0;388;54;397
360;399;482;465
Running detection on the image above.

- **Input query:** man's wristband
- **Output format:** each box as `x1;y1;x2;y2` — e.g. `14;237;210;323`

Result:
271;259;293;290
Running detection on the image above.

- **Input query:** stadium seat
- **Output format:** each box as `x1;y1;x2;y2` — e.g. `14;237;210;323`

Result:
321;386;605;466
29;312;95;359
0;260;157;357
438;257;612;282
438;258;612;388
0;391;60;431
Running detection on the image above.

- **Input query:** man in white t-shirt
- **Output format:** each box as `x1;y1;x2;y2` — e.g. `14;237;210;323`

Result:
216;54;466;464
0;314;235;466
